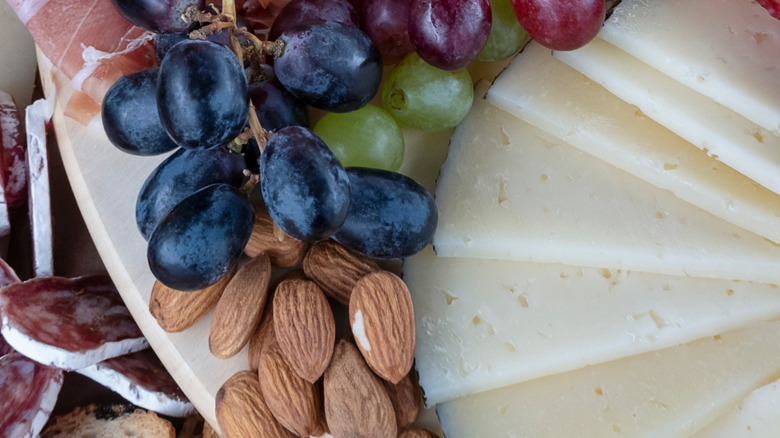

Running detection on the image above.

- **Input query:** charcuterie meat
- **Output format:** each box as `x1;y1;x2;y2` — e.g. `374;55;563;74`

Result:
77;349;196;417
0;257;20;358
0;90;27;210
0;352;64;438
0;275;147;370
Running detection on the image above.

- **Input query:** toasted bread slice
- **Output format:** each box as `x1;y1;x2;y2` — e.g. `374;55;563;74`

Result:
41;404;175;438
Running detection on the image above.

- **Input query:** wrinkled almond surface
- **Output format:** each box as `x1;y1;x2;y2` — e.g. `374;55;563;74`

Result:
398;429;439;438
384;371;423;428
247;301;275;371
304;240;381;305
245;208;308;267
215;370;293;438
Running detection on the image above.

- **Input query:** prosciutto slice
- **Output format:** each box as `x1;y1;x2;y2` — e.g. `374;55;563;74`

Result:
77;348;196;417
0;275;148;370
0;352;64;438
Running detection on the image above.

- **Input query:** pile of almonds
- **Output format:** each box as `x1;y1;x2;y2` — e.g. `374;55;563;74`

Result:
150;204;439;437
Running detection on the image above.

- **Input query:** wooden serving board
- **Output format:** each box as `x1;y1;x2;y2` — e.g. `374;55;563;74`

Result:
40;48;505;433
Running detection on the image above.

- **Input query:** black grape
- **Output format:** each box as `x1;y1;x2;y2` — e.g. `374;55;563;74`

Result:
332;167;437;258
268;0;359;41
136;146;245;240
275;20;382;112
147;184;254;291
260;126;350;241
110;0;198;33
249;80;310;131
102;67;178;156
154;32;189;63
157;40;249;149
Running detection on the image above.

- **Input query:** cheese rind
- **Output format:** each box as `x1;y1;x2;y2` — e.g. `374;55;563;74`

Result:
487;42;780;244
554;37;780;196
435;87;780;283
692;380;780;438
436;321;780;438
600;0;780;133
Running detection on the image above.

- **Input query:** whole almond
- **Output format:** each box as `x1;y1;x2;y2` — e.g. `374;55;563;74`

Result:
247;301;275;371
245;207;308;267
349;271;415;384
398;429;439;438
258;341;322;436
215;370;294;438
274;278;335;383
210;253;272;358
384;372;423;428
324;340;396;438
149;266;235;332
303;240;381;305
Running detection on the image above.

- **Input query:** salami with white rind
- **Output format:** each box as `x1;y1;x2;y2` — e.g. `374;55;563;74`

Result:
0;90;26;209
0;257;20;358
77;349;196;417
0;352;64;438
0;276;147;370
25;97;54;277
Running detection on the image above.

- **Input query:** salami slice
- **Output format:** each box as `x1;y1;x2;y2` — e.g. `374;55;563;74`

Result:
25;98;54;277
0;352;64;438
0;90;26;210
77;349;196;417
0;275;148;370
0;257;20;358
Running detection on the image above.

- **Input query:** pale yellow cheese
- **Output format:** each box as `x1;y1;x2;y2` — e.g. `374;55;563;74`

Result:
692;380;780;438
436;321;780;438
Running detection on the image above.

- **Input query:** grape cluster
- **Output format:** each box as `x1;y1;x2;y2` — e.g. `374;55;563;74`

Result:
103;0;601;291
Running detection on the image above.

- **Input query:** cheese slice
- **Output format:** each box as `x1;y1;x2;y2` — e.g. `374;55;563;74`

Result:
486;42;780;243
435;86;780;283
436;320;780;438
406;247;780;405
554;37;780;196
599;0;780;133
692;380;780;438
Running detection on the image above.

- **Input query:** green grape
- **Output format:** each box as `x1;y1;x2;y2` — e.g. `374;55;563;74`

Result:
477;0;530;62
314;105;405;172
382;53;473;132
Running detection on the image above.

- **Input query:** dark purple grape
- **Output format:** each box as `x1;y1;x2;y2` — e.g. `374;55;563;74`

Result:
155;32;189;63
275;20;382;112
157;40;249;149
136;146;245;240
362;0;413;65
268;0;359;41
408;0;492;70
242;138;261;174
249;80;310;131
333;167;437;258
147;184;254;291
260;126;350;241
110;0;198;33
510;0;604;51
102;67;178;156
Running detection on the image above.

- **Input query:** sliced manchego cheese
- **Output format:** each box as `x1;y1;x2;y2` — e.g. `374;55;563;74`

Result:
436;320;780;438
406;247;780;405
486;42;780;244
554;37;780;196
434;85;780;283
599;0;780;133
692;379;780;438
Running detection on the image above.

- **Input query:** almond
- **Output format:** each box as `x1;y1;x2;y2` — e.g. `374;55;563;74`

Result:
384;371;423;428
149;266;235;332
349;271;416;384
398;429;439;438
209;253;272;358
324;340;396;438
202;420;219;438
258;340;322;436
247;301;275;371
215;370;294;438
303;240;381;305
273;278;335;383
245;207;308;267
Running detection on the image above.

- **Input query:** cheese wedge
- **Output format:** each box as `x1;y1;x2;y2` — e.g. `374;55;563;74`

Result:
436;320;780;438
692;380;780;438
554;37;780;196
600;0;780;133
486;42;780;243
434;87;780;282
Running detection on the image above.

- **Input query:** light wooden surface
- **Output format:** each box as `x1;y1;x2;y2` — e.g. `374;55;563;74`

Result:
39;49;505;433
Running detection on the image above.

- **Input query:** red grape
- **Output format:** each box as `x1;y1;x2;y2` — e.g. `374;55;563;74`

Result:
510;0;604;51
408;0;492;70
362;0;413;65
757;0;780;20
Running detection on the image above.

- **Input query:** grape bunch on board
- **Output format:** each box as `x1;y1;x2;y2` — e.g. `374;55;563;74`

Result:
103;0;602;291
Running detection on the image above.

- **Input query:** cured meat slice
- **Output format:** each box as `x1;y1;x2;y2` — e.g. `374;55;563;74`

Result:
0;90;26;210
0;257;20;358
0;275;148;370
25;98;54;277
77;349;196;417
0;352;64;438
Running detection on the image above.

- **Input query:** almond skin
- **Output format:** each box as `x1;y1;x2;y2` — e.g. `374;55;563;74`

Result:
303;240;381;305
273;278;335;383
149;266;235;332
247;300;275;371
324;340;396;438
258;341;322;436
384;371;423;428
209;253;272;359
398;429;440;438
215;370;294;438
245;207;308;267
349;271;416;384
